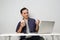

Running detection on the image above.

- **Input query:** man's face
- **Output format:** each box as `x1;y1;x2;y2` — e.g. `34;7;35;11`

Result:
21;9;29;19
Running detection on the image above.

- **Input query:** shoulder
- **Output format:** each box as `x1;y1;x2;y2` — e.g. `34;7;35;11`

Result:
17;21;21;26
18;21;21;24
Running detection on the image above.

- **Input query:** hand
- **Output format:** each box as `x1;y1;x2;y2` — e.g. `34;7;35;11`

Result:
35;19;40;25
20;20;25;28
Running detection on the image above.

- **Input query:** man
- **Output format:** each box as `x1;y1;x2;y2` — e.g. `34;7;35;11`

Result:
16;7;40;33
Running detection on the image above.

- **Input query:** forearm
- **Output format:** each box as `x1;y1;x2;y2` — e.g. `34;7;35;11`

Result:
17;26;23;33
35;19;40;32
35;25;39;32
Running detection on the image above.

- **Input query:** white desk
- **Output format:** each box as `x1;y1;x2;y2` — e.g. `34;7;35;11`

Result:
0;33;60;40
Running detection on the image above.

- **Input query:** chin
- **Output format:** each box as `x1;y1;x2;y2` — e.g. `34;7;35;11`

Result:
26;17;28;19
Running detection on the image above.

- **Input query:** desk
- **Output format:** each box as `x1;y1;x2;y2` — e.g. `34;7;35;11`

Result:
0;33;60;40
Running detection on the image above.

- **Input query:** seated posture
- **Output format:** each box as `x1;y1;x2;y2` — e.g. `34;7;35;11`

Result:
16;7;40;33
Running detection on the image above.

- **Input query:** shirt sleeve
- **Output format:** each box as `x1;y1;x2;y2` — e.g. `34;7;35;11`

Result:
16;22;21;32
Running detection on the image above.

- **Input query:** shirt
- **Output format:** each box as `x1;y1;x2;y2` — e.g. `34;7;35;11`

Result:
16;18;36;33
25;19;30;33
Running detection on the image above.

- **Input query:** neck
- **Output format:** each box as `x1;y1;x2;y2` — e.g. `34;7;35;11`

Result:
23;18;28;20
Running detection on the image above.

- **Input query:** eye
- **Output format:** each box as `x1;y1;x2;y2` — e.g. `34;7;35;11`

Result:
24;13;25;14
27;12;28;13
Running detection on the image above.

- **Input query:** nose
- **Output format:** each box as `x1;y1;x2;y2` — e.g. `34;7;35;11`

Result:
26;13;28;16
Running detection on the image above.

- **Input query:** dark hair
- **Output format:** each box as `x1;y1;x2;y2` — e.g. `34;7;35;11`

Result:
20;7;28;14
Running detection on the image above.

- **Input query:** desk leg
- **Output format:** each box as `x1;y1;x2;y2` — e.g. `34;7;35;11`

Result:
8;36;11;40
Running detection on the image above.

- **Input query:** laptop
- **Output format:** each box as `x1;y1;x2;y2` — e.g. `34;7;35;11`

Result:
38;21;55;34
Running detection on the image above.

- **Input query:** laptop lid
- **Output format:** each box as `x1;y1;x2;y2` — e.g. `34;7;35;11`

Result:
38;21;55;34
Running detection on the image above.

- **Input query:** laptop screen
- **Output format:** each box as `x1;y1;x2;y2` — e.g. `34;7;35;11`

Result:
38;21;55;34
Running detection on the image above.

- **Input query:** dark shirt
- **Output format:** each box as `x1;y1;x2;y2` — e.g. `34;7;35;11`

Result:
16;18;36;33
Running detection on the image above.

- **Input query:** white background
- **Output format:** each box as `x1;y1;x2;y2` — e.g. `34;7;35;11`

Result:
0;0;60;33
